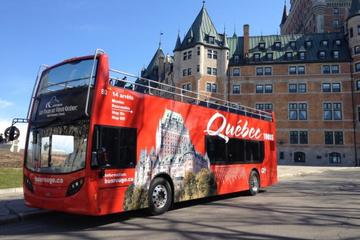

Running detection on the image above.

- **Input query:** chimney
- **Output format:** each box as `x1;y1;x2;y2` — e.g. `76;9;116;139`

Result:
243;24;250;58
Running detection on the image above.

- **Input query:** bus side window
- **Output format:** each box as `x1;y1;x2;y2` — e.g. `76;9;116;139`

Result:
94;125;136;169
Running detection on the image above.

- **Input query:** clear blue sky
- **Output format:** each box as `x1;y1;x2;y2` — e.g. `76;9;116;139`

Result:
0;0;289;127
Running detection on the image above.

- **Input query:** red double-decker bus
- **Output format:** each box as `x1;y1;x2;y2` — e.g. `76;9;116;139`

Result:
23;50;277;215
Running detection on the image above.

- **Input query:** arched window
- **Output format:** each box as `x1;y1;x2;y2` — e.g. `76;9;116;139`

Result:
294;152;306;163
329;152;341;164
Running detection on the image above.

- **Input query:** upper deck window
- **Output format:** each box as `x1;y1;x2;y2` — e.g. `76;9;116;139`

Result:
38;59;97;96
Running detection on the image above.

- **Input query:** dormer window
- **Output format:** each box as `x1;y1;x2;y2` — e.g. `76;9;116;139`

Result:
266;53;273;61
333;51;339;59
335;39;341;46
290;41;296;49
274;42;281;50
208;36;215;44
254;53;261;61
286;52;293;60
321;40;329;47
299;52;306;60
187;37;192;43
259;42;266;50
305;40;312;49
234;55;240;64
319;51;326;59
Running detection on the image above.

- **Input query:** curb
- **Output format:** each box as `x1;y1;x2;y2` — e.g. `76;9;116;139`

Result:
0;209;50;226
0;188;23;195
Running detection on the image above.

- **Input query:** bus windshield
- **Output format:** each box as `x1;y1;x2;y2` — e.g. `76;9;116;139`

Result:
25;121;89;173
37;59;97;96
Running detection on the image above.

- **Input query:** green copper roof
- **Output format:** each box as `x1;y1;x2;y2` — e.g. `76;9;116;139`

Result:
228;32;350;65
349;0;360;19
178;5;227;50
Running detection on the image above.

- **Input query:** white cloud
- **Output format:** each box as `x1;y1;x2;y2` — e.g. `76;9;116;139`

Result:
0;99;13;109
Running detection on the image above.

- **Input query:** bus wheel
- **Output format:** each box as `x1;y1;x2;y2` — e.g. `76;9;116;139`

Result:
248;171;260;196
148;177;172;215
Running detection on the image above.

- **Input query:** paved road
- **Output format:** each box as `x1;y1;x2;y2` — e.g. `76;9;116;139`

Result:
0;169;359;240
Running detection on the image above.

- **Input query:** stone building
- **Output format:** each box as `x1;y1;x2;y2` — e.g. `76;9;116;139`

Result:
142;0;360;166
280;0;352;34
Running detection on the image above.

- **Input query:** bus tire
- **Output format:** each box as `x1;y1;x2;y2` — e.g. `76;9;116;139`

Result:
248;170;260;196
148;177;172;215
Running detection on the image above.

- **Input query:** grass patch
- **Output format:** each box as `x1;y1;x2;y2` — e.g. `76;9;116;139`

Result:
0;168;22;189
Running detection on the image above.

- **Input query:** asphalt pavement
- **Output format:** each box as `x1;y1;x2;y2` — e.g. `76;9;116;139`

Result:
0;166;356;227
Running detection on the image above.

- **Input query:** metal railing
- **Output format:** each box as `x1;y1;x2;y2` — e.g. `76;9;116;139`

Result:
109;69;273;122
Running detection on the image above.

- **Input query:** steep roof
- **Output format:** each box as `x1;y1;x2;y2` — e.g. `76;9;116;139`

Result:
349;0;360;19
178;5;226;50
228;32;350;65
174;34;182;52
146;47;164;72
280;3;287;25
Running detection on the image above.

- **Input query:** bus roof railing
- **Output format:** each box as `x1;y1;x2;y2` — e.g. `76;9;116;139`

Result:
109;69;273;122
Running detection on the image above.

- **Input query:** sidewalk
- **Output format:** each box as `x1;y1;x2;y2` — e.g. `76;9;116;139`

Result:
0;166;356;225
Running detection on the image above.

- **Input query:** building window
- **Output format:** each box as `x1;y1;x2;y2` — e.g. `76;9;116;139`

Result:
335;39;341;46
298;66;305;74
255;84;272;94
232;84;240;94
299;52;305;60
289;66;297;75
182;83;192;93
182;69;187;76
356;63;360;72
207;67;212;75
213;51;218;59
289;131;299;144
279;152;284;160
212;68;217;76
197;47;200;55
187;68;192;76
289;103;307;120
334;131;343;144
234;55;240;64
294;152;306;162
290;41;296;49
264;84;273;93
299;83;307;93
323;103;342;120
333;8;339;15
331;65;340;74
289;84;297;93
289;131;308;145
322;65;331;74
332;83;341;92
355;46;360;54
254;53;260;61
325;132;343;145
358;25;360;35
305;40;312;48
183;52;187;61
321;40;328;47
274;42;281;50
206;83;217;93
266;53;273;61
333;51;339;59
255;103;273;111
357;80;360;91
333;19;340;28
207;50;212;59
329;152;341;164
286;52;293;60
207;50;217;59
259;42;265;49
322;83;331;92
358;106;360;122
264;67;272;75
256;67;264;76
197;65;200;72
188;51;192;60
319;51;326;59
233;68;240;76
208;36;215;44
256;85;264;93
325;131;334;144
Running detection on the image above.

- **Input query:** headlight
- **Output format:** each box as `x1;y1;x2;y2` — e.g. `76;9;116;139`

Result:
24;175;34;193
66;178;84;196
